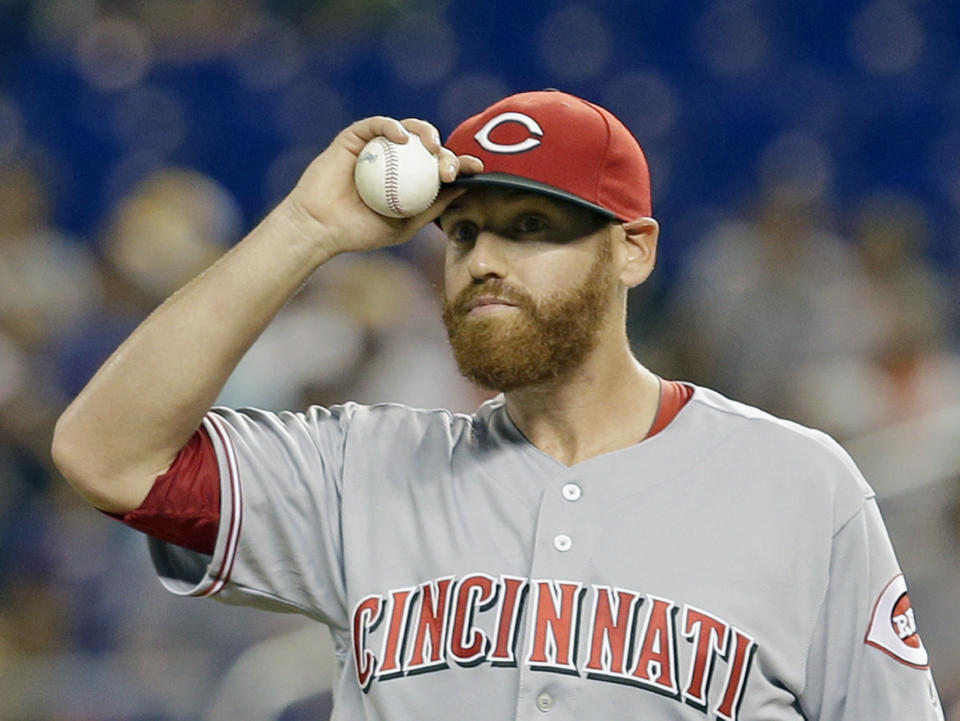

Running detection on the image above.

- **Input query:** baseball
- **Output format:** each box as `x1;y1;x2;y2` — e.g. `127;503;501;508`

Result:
354;132;441;218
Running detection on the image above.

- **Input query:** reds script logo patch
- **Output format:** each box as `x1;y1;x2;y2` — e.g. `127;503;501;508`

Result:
474;111;544;154
864;574;928;668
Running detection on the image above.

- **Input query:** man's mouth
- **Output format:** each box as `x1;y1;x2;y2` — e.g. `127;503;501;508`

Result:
464;296;519;316
467;295;515;310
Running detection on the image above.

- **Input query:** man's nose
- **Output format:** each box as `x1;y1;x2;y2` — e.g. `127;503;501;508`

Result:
466;232;509;280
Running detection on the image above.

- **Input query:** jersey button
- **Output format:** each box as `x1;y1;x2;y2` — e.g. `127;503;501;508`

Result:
553;534;572;552
561;483;582;501
536;692;554;712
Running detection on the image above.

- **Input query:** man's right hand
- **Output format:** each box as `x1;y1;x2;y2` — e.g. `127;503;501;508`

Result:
283;116;484;259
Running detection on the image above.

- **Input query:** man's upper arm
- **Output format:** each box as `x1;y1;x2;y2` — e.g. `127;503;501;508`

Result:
800;499;944;720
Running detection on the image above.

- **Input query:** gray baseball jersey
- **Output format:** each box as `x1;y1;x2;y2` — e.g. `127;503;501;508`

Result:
149;385;944;720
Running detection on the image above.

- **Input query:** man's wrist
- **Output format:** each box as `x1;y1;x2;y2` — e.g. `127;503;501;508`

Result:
270;195;342;269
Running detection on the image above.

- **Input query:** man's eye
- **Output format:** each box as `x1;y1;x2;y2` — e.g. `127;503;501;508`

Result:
448;221;478;244
516;215;547;233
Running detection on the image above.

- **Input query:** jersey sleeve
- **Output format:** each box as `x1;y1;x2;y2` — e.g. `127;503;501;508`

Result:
148;404;353;630
798;497;945;720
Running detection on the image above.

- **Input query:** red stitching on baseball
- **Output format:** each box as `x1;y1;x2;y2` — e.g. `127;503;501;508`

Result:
376;137;405;216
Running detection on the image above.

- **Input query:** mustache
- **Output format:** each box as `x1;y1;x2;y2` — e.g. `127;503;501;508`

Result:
446;280;536;316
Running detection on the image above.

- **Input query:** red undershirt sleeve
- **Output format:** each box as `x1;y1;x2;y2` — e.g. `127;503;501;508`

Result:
106;426;221;555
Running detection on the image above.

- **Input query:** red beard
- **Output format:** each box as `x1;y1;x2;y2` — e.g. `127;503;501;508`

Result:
442;238;614;392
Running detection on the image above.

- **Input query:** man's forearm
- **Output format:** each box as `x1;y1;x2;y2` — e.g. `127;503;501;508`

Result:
52;199;333;512
51;114;477;514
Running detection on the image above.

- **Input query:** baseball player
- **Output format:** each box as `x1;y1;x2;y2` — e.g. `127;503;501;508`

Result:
52;90;945;720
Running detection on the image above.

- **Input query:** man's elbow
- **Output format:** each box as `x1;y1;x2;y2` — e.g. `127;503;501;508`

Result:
50;410;149;514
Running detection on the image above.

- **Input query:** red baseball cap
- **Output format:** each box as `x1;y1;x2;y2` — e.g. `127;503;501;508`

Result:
444;90;652;221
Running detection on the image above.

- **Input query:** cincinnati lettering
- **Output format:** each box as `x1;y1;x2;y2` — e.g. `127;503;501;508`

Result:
352;573;757;721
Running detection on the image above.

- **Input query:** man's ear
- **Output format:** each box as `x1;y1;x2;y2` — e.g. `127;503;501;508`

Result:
617;217;659;288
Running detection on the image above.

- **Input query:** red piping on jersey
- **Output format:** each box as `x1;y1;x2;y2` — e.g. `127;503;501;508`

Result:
202;414;242;596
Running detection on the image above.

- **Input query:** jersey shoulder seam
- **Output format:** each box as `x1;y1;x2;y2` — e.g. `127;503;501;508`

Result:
796;500;872;702
689;386;877;489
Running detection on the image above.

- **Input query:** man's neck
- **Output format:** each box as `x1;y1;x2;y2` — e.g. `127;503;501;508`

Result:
503;343;661;467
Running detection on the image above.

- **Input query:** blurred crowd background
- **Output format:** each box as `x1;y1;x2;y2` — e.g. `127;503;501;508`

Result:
0;0;958;719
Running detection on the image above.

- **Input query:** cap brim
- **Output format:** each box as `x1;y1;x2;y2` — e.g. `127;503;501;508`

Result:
443;172;618;220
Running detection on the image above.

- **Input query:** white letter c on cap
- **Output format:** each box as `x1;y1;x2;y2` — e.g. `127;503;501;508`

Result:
474;112;543;154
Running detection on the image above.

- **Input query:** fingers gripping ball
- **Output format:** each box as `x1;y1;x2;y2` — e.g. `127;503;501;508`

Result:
354;132;441;218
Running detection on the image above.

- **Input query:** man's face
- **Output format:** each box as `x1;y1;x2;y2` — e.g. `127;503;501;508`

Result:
439;187;617;392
